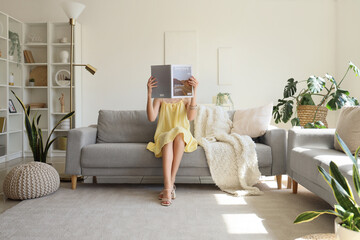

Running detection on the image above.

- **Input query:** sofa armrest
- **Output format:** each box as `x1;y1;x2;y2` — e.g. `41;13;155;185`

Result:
287;128;335;177
65;126;97;175
259;126;287;175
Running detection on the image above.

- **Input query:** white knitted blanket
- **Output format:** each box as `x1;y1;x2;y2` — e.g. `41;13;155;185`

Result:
194;105;262;196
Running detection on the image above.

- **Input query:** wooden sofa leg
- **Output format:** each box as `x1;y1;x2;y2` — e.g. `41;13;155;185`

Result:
287;176;292;189
93;176;97;184
276;175;282;189
292;179;298;194
71;175;77;190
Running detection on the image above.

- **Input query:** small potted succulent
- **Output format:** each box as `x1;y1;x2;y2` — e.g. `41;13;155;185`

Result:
294;133;360;239
29;78;35;87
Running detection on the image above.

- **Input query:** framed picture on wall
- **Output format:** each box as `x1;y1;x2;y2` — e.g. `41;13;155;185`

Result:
9;99;17;113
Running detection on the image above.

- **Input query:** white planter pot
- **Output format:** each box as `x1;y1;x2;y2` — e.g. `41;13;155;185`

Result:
335;217;360;240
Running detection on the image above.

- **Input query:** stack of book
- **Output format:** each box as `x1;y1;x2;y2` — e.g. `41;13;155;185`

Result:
0;117;6;133
23;50;35;63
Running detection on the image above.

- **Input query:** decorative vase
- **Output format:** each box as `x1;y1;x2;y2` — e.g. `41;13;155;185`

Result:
9;55;14;61
297;105;328;127
29;82;34;86
59;50;69;63
335;217;360;240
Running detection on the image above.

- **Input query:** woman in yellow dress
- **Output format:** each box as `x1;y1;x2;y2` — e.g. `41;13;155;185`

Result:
146;75;199;206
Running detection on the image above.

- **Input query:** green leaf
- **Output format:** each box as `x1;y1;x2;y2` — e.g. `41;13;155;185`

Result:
284;78;297;98
313;121;327;129
299;93;315;105
330;161;354;200
334;204;346;216
272;104;282;124
304;122;315;128
353;164;360;200
319;166;332;187
331;178;360;218
326;98;337;110
281;100;293;123
350;61;360;77
294;210;340;224
336;133;357;165
307;76;325;93
291;117;300;127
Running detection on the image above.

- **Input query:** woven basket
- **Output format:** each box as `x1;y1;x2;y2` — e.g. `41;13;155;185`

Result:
3;162;60;200
297;105;328;127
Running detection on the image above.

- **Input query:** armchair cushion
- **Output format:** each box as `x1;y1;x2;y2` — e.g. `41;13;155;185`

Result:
334;106;360;154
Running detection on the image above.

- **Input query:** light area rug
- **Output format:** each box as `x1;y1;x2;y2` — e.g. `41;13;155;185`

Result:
0;181;334;240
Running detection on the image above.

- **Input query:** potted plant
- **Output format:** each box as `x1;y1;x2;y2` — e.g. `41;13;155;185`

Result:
216;92;234;109
8;31;21;63
273;62;360;128
294;133;360;239
11;90;74;163
29;78;35;86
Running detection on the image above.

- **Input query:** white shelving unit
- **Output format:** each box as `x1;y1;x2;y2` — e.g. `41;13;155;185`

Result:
0;10;82;162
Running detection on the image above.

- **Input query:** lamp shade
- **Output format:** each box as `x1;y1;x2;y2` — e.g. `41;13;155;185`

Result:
61;1;86;19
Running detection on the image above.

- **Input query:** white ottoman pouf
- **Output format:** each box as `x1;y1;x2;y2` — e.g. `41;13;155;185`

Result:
3;162;60;200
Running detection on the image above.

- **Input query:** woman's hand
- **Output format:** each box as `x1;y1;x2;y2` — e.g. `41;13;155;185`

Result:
147;76;157;97
187;76;199;93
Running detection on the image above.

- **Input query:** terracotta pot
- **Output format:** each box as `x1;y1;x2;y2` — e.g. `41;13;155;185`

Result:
335;217;360;240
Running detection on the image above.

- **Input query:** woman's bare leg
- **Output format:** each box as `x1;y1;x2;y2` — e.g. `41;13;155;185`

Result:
162;142;173;201
171;134;185;185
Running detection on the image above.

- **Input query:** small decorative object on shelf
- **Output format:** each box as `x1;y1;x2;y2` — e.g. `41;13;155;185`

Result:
29;78;35;86
0;50;2;58
28;33;42;43
55;69;70;86
9;73;14;86
59;50;69;63
8;99;17;113
59;93;65;113
27;103;46;109
60;37;67;43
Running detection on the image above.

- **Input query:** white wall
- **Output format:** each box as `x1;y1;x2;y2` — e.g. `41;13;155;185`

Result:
0;0;340;128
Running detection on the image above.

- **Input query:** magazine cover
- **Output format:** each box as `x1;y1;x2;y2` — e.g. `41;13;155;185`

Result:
151;65;193;98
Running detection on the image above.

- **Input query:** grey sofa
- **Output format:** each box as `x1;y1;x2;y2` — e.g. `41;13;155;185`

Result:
288;128;359;206
66;110;287;189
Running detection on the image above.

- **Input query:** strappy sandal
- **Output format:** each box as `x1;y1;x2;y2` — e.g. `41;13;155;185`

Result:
158;185;176;200
161;189;173;207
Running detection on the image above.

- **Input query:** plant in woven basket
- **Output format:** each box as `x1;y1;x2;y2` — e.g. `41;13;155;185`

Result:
216;92;234;109
294;133;360;233
273;62;360;128
11;90;74;163
8;31;22;65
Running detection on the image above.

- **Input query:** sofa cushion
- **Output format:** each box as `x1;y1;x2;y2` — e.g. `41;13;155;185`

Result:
231;103;272;138
334;106;360;154
290;147;354;191
97;110;157;143
81;142;271;169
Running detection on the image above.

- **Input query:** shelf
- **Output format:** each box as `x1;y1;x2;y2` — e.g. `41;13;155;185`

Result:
24;63;47;66
24;86;48;89
0;36;7;40
8;60;22;65
0;108;7;111
24;128;48;132
9;130;22;134
52;43;71;46
0;132;6;136
52;112;69;115
52;63;70;66
28;108;48;111
0;57;7;62
52;149;66;153
9;113;22;116
9;85;22;89
23;43;47;46
52;86;73;89
0;84;7;87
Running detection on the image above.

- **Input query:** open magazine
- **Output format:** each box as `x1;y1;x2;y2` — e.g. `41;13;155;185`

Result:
151;65;193;98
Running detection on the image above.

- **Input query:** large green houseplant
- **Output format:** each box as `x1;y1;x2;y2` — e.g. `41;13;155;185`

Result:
12;90;74;163
273;62;360;128
294;133;360;233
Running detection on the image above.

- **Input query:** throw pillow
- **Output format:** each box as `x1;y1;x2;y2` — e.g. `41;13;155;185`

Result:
334;106;360;154
231;103;273;138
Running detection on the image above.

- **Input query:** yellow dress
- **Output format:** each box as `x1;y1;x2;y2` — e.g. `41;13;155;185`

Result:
147;100;198;158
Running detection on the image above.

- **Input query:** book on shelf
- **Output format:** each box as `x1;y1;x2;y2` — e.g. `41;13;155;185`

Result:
0;117;6;133
23;50;35;63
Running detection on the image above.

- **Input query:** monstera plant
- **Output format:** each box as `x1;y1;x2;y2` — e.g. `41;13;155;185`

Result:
273;62;360;128
294;133;360;234
12;90;74;163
